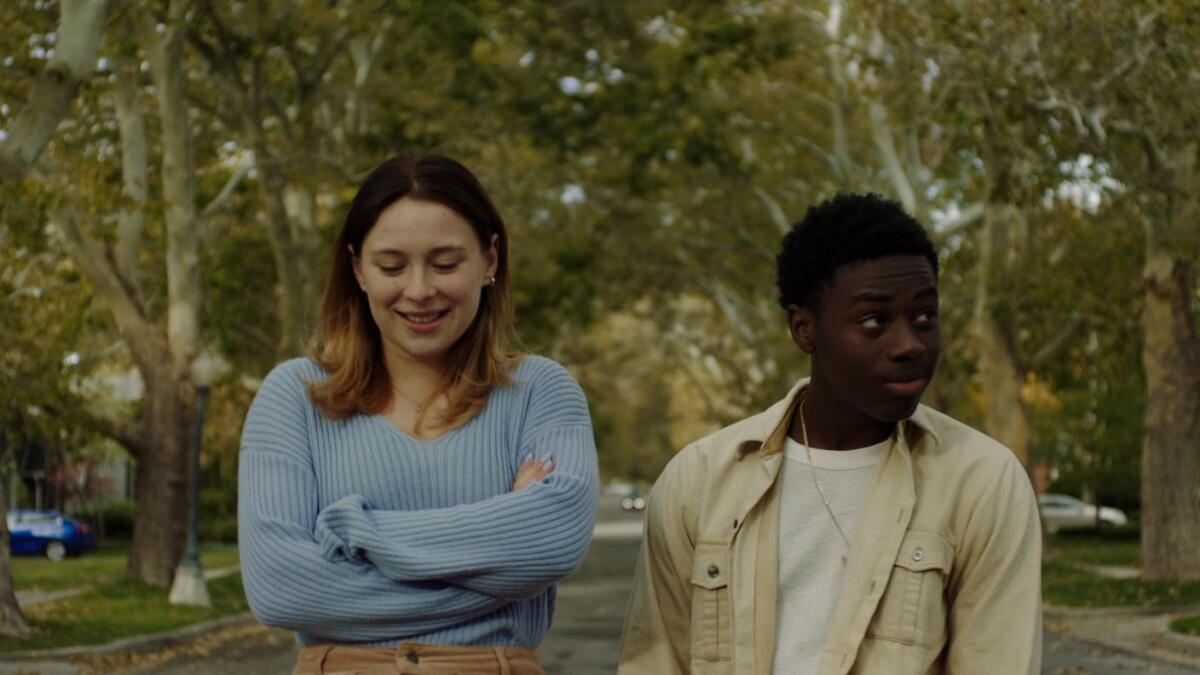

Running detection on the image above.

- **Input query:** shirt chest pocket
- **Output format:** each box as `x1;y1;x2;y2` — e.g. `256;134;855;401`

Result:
689;540;733;665
866;530;953;649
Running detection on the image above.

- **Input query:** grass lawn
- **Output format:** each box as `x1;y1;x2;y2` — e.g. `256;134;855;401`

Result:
1;544;246;652
1042;532;1200;608
1042;560;1200;608
1170;614;1200;637
0;574;248;652
11;543;240;592
1048;536;1140;568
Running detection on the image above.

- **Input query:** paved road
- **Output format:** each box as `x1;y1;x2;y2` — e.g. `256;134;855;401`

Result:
17;501;1199;674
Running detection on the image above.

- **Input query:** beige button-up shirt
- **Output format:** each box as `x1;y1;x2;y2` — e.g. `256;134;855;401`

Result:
618;380;1042;675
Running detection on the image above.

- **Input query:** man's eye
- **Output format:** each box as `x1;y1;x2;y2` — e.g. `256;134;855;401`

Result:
860;316;884;329
915;310;939;325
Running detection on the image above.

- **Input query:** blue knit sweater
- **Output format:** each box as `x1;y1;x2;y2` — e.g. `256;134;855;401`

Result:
237;355;599;647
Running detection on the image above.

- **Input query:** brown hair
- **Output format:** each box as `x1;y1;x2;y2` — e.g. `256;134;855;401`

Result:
307;155;518;430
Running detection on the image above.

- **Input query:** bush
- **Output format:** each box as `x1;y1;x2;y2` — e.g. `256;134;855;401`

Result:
200;515;238;544
76;500;135;542
1056;523;1141;542
200;486;235;519
1170;614;1200;637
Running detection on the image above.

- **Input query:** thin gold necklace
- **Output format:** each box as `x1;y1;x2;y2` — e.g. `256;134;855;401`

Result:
799;393;851;566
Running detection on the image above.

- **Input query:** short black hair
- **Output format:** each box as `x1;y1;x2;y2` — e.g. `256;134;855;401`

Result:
776;193;939;311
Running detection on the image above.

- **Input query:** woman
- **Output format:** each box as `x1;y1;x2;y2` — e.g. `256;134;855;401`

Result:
238;155;599;675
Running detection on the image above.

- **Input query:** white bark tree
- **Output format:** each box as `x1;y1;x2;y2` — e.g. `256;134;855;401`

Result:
51;0;212;586
0;0;110;180
0;0;110;635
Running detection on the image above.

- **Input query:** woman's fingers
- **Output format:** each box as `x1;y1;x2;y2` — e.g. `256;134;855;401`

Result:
512;457;555;491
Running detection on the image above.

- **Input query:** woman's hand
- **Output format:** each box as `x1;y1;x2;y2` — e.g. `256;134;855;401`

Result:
512;456;555;491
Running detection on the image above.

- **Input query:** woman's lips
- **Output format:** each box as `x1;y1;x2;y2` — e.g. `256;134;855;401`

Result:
397;309;449;333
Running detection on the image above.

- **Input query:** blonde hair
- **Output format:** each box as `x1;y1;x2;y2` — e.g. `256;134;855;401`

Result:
307;155;518;430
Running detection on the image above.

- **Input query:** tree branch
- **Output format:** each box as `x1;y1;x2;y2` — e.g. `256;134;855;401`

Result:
1030;313;1085;369
200;150;255;219
1110;119;1168;176
932;202;985;241
111;14;149;309
753;186;791;234
53;205;148;334
0;0;111;181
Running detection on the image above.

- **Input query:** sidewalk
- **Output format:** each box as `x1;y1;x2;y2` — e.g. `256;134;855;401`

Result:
4;550;1200;674
6;604;1199;674
1045;604;1200;673
1042;561;1200;672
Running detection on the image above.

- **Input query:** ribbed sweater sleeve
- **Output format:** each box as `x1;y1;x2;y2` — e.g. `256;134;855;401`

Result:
237;362;509;641
313;361;599;601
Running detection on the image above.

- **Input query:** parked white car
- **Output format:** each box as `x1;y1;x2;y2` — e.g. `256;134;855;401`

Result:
1038;493;1129;534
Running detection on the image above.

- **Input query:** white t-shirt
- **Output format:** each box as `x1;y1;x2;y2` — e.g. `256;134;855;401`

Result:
771;436;888;675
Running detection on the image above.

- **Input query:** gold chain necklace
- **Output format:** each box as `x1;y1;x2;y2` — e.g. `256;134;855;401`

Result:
799;393;851;566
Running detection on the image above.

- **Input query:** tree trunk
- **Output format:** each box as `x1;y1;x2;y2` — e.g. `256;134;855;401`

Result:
1140;250;1200;580
126;364;193;586
0;0;109;181
122;0;200;586
258;162;322;358
976;312;1033;466
0;471;30;636
974;200;1035;466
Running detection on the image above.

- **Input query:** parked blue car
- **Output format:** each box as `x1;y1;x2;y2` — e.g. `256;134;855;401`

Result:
6;509;97;561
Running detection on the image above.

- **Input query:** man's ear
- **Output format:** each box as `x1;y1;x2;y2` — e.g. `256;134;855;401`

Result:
788;304;817;354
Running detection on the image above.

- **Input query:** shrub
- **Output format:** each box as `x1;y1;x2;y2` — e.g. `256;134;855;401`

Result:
200;515;238;544
76;500;135;542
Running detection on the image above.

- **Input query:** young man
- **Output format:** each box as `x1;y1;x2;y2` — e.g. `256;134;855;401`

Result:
618;194;1041;675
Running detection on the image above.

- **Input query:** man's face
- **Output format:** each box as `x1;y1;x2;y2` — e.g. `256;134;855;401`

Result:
790;254;941;422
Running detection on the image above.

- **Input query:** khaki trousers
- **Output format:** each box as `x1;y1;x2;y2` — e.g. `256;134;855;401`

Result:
293;642;544;675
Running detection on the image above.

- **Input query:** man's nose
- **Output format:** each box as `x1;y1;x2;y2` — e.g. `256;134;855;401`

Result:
889;321;927;361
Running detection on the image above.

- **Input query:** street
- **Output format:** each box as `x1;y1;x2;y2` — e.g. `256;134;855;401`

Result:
43;499;1200;674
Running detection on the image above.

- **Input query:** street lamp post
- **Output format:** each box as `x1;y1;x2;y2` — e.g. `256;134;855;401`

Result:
169;351;228;607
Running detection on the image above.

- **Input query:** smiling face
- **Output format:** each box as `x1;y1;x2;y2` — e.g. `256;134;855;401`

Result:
352;197;498;370
790;254;941;430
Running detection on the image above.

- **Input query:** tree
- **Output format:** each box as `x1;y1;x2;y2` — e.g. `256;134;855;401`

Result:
0;0;111;635
45;0;214;585
1007;1;1200;579
0;0;110;180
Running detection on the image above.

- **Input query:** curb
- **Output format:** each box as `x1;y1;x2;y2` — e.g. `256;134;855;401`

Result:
1160;628;1200;655
2;612;257;661
1054;628;1200;672
1043;603;1200;618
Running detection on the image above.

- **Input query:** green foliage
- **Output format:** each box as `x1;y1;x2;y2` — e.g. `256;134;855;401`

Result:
74;500;136;542
199;487;238;544
2;0;1196;515
199;516;239;545
1170;614;1200;637
199;224;279;369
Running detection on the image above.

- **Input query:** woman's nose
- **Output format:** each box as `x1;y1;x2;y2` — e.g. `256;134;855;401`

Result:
404;269;437;301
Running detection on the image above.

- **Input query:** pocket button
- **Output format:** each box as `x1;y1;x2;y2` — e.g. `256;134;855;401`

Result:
911;546;925;562
707;564;720;578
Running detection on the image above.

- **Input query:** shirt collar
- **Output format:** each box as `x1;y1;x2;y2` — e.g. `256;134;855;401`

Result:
735;378;942;459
